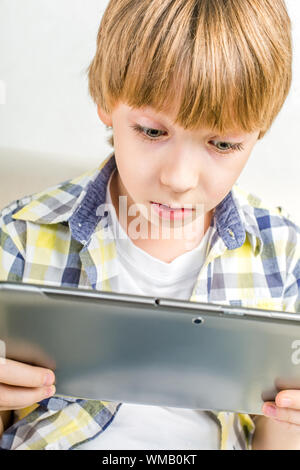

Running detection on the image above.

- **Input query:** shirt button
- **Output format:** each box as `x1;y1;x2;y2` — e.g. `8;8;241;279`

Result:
78;223;82;227
227;229;235;239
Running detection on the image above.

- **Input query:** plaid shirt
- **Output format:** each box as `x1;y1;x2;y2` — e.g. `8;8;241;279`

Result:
0;151;300;450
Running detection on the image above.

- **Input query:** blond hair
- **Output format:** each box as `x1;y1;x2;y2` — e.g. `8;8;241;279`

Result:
87;0;292;147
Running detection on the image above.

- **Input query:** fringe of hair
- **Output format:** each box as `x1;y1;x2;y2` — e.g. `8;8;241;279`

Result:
87;0;292;146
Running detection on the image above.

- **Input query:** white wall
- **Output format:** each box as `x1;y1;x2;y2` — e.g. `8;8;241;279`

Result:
0;0;299;224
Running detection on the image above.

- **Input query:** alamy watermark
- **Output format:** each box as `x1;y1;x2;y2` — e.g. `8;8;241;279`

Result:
95;198;207;250
0;339;6;364
291;339;300;365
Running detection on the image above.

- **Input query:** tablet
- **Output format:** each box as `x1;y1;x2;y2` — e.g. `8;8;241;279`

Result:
1;280;300;415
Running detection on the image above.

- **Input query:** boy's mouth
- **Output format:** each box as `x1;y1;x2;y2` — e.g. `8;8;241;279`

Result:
150;201;195;212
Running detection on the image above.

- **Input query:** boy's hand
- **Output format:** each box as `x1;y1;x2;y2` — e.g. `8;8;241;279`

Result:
0;358;56;411
255;390;300;449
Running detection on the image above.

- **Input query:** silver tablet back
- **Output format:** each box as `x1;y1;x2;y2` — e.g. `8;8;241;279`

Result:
1;281;300;415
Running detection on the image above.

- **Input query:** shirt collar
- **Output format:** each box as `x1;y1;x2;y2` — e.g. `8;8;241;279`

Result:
12;152;263;255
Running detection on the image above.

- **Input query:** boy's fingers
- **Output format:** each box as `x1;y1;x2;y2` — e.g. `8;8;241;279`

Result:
0;383;56;410
276;390;300;410
263;402;300;427
0;358;55;388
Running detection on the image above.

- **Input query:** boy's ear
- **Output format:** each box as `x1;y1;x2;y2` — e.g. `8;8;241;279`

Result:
97;105;113;127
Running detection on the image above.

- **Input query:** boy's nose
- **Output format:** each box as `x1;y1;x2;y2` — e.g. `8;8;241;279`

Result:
160;152;200;194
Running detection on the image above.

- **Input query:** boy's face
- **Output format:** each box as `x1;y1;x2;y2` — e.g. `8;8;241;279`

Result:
98;102;260;234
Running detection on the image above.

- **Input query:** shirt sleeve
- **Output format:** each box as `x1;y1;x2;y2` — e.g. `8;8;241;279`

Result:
217;411;256;450
282;225;300;314
0;201;26;282
238;413;256;449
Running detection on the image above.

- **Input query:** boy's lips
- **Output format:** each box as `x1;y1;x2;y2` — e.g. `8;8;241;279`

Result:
150;201;195;211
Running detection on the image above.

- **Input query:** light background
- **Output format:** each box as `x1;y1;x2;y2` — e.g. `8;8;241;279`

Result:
0;0;299;223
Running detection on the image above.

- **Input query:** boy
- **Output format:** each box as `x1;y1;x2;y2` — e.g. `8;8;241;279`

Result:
0;0;300;450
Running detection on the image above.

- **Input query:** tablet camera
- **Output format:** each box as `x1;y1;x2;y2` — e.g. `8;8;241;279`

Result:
192;317;204;325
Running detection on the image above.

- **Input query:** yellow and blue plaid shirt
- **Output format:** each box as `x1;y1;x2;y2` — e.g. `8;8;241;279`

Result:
0;151;300;450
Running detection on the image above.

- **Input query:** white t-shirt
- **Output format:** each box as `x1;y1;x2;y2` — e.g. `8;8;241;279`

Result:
76;169;219;450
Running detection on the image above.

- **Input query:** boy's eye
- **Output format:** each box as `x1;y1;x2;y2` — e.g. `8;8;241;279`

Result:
213;141;232;151
145;128;165;138
209;140;244;153
130;124;166;140
130;124;244;154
